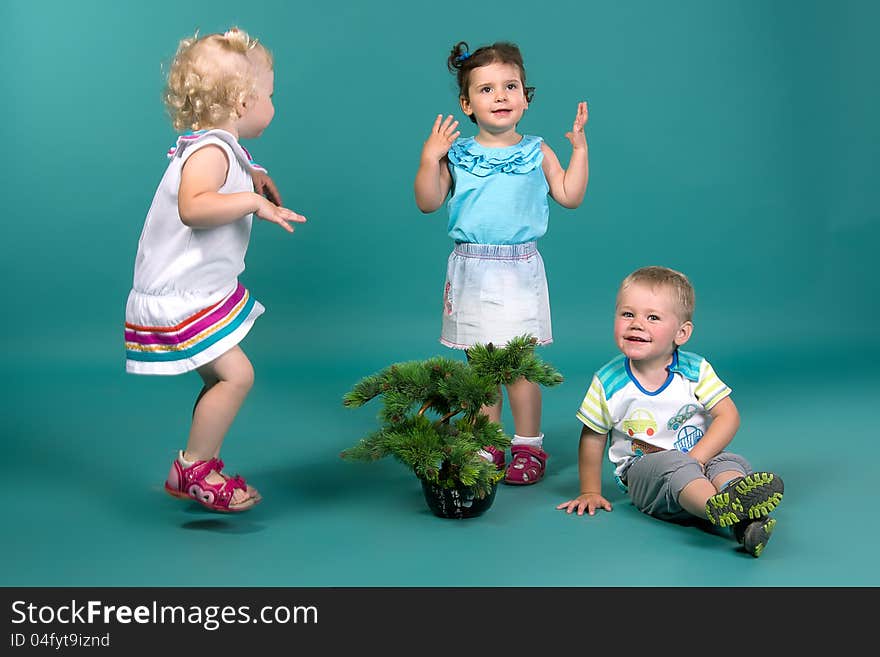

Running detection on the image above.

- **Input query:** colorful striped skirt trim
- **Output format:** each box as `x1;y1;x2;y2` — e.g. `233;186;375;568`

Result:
125;283;264;375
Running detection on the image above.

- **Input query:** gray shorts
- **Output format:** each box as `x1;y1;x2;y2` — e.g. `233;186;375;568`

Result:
622;450;751;521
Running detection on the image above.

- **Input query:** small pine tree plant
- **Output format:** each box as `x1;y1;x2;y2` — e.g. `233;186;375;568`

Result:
340;335;563;500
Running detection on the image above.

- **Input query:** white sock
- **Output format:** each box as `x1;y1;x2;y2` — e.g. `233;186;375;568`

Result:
512;433;544;449
478;449;494;462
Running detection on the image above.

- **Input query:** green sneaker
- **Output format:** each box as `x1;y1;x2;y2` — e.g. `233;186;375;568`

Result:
733;516;777;557
705;471;784;528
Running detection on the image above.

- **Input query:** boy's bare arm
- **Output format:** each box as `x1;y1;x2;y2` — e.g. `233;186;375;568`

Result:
688;396;741;466
557;425;612;516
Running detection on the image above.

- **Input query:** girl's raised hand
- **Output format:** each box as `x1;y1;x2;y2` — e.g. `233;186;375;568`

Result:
421;114;460;162
564;101;589;150
255;196;307;233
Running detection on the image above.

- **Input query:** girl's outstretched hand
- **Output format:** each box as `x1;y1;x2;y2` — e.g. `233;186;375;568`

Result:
564;101;589;150
255;196;307;233
421;114;460;162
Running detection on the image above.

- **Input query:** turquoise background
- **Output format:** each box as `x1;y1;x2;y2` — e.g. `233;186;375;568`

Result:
1;0;878;586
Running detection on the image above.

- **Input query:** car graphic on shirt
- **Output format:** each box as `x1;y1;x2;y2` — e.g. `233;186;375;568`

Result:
622;408;657;437
674;425;703;452
667;403;700;431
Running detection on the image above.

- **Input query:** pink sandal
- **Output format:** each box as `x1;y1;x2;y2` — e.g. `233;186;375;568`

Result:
483;445;506;470
504;445;548;485
214;457;261;503
165;456;259;512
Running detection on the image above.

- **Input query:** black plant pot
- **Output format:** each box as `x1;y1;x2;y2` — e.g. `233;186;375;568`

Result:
419;479;498;519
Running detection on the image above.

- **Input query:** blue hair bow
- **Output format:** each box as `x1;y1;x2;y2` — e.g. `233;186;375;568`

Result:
457;51;471;62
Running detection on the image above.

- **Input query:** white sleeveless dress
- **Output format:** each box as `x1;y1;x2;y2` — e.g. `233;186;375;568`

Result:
124;130;265;375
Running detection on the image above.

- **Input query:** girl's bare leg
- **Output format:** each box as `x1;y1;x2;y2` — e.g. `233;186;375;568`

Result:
183;346;256;507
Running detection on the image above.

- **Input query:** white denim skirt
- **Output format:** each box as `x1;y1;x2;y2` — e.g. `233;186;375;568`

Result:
440;242;552;350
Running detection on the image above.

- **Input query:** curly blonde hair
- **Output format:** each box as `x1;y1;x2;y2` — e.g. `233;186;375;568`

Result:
618;266;695;322
163;27;273;132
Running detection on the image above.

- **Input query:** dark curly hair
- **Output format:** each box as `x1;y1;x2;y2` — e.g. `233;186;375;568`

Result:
447;40;535;124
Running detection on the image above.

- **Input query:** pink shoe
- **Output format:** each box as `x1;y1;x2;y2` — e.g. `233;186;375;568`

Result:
483;445;506;470
214;457;262;503
164;455;259;513
504;445;548;485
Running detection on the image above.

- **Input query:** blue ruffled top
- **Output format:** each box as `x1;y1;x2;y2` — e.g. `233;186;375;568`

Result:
446;135;549;245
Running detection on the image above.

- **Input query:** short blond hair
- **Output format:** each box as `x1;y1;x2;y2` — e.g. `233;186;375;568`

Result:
163;27;273;132
618;266;695;322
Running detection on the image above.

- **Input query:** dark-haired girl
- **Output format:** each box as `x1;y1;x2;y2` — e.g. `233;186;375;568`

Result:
414;40;589;485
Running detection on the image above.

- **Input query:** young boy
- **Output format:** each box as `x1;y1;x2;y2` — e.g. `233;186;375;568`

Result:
557;266;784;557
